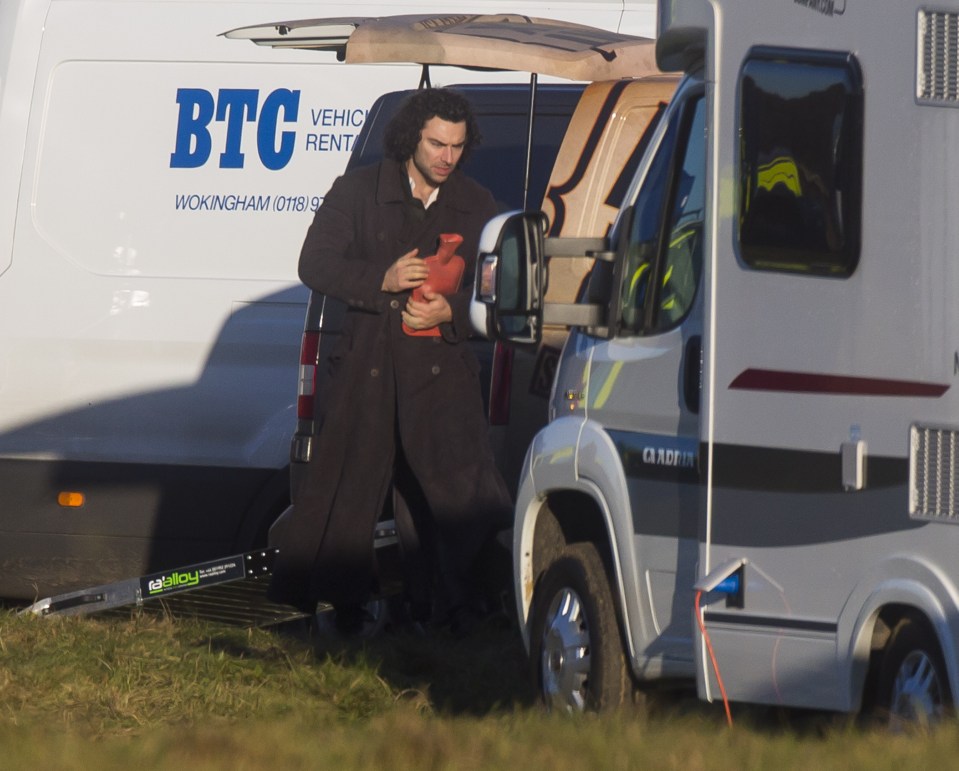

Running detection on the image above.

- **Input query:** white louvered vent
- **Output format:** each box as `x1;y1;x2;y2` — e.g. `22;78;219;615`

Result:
918;10;959;104
911;425;959;519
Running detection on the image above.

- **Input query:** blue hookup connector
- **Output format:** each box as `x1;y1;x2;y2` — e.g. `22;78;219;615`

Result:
713;574;740;596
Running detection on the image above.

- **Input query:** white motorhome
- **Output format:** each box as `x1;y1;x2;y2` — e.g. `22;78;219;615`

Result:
0;0;657;602
474;0;959;723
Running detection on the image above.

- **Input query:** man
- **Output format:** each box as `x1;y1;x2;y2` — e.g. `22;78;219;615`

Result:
269;88;513;633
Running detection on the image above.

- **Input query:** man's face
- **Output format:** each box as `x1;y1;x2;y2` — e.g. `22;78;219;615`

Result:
408;116;467;189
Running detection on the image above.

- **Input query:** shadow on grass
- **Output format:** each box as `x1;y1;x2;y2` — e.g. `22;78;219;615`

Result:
169;610;894;741
295;616;538;716
265;612;855;730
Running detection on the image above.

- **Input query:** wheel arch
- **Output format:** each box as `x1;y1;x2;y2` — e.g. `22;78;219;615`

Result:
841;558;959;713
516;482;640;665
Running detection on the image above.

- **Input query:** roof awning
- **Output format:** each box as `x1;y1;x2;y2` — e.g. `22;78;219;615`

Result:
222;14;659;81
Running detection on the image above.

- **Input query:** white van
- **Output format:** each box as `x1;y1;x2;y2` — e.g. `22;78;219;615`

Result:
0;0;656;601
474;0;959;726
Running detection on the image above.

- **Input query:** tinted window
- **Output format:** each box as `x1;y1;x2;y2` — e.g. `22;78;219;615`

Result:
466;108;581;211
346;84;584;212
619;94;706;336
657;98;706;330
738;49;863;276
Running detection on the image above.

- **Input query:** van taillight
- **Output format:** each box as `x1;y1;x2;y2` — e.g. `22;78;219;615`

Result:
488;341;513;426
297;330;320;420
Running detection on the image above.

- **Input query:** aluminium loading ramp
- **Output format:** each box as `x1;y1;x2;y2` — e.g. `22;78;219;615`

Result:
20;548;312;628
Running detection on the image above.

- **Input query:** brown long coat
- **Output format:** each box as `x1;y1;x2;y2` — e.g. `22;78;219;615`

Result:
269;159;512;612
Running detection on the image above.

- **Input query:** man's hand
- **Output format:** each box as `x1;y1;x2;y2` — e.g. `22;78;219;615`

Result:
382;249;427;293
402;287;453;330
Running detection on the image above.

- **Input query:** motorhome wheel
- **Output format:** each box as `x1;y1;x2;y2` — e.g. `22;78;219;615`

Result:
876;616;952;728
529;542;632;711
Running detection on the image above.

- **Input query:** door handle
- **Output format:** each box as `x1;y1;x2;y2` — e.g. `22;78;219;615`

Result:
684;335;702;414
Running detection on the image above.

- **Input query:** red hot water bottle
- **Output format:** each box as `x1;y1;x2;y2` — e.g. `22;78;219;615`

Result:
402;233;465;337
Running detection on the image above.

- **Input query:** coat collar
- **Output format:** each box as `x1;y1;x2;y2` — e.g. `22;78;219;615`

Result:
375;158;472;213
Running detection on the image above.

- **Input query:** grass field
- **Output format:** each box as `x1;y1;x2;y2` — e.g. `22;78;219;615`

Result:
2;607;958;770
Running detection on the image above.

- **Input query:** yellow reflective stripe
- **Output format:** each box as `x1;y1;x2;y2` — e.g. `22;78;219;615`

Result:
659;264;675;309
592;360;623;410
629;262;650;295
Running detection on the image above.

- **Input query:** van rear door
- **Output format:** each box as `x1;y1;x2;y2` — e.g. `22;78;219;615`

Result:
223;14;659;81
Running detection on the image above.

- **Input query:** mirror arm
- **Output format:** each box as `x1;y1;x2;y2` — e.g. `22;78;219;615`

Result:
542;302;606;327
544;237;613;261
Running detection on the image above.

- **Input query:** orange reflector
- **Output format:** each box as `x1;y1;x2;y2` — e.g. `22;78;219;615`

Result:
57;492;85;508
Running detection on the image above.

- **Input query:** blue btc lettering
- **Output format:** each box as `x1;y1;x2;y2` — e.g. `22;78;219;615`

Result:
170;87;301;170
216;89;259;168
258;89;300;171
169;88;215;168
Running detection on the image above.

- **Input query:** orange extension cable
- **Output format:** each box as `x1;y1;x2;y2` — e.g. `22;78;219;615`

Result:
695;589;733;727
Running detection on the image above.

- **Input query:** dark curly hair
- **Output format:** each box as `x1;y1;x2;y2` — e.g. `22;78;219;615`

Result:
383;88;481;165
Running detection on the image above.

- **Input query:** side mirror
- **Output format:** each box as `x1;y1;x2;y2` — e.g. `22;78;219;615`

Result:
470;211;548;345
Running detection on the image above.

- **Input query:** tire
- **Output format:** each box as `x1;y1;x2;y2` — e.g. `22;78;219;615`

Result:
876;615;952;729
529;542;632;711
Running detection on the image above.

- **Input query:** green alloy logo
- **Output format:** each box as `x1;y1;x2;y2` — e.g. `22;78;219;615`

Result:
147;570;200;595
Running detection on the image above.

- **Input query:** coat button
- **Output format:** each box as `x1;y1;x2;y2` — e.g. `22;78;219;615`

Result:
390;299;399;309
371;368;380;377
431;365;440;375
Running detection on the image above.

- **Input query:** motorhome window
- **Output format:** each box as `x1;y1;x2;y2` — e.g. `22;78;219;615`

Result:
654;98;706;332
738;49;863;276
619;95;705;335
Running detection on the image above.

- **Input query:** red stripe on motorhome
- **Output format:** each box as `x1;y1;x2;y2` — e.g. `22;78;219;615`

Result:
729;368;949;397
